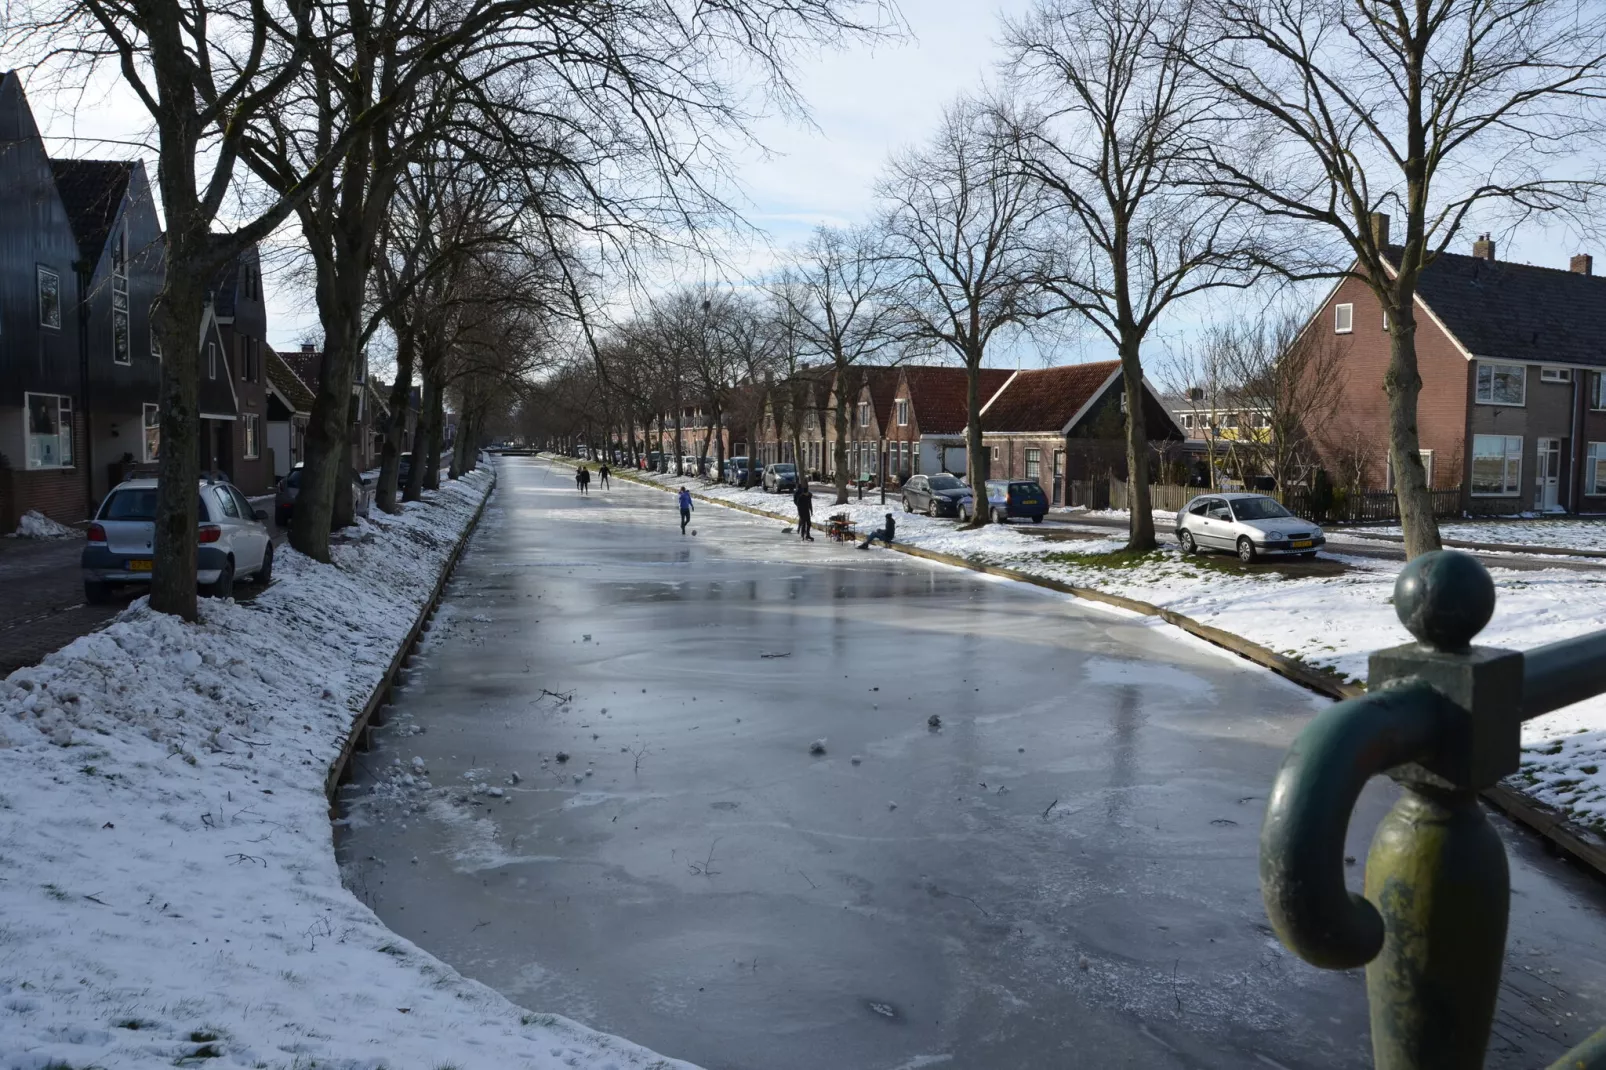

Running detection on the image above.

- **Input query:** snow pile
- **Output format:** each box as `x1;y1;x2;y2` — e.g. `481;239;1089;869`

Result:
0;465;691;1070
614;462;1606;837
11;508;77;538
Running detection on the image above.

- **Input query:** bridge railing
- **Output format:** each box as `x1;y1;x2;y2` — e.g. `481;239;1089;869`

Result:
1259;549;1606;1069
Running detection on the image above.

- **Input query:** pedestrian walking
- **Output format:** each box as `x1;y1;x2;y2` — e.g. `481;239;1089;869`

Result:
792;485;814;541
580;466;592;495
678;486;694;535
858;512;896;550
575;465;585;492
598;463;611;489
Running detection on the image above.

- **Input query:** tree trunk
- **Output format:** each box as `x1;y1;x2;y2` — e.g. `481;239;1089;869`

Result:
833;363;850;504
376;323;415;513
1385;306;1442;558
1120;331;1156;552
423;367;445;490
147;255;209;621
672;390;684;475
405;358;436;501
964;353;990;529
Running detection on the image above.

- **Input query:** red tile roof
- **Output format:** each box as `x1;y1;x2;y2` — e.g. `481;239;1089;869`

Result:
979;361;1121;433
838;365;902;429
901;366;1013;435
281;348;322;391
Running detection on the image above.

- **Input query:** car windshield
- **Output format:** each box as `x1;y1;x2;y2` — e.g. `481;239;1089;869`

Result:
928;475;965;491
1010;483;1039;494
285;469;302;489
1231;497;1292;521
774;465;796;474
100;488;159;520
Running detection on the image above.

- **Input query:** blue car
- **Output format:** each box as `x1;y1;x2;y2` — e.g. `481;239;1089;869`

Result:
982;479;1048;523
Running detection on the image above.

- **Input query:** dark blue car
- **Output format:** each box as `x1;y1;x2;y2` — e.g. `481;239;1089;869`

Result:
983;479;1048;523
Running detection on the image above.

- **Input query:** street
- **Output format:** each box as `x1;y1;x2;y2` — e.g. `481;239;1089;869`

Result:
340;456;1606;1070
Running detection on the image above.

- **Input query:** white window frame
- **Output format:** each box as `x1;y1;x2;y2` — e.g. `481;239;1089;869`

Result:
37;266;61;329
24;392;73;469
1386;449;1434;490
142;402;160;463
1025;447;1041;479
1540;366;1572;383
896;398;909;426
1382;309;1390;331
112;308;130;365
1334;303;1354;334
1475;361;1526;406
208;341;217;380
1587;443;1606;496
243;413;260;459
858;401;870;427
1470;434;1522;497
1595;372;1606;411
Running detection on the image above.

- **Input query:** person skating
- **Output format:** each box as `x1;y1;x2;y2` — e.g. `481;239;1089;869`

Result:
792;484;814;541
678;486;694;535
575;465;585;493
580;466;591;495
598;462;611;489
858;512;896;550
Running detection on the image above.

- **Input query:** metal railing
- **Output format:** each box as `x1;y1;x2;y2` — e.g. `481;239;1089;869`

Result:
1259;549;1606;1069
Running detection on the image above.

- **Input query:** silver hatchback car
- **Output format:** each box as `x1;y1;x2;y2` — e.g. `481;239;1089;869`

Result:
1175;492;1325;563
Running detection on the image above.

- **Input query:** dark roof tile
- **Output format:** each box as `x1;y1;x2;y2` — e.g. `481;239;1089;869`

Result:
980;361;1121;433
50;160;131;266
901;366;1013;434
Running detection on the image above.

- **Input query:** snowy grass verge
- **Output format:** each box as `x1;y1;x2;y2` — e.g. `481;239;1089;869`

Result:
612;463;1606;841
0;465;692;1070
1367;517;1606;553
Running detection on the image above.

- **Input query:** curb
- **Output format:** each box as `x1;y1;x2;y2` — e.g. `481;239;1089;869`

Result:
325;467;497;804
544;455;1606;878
1341;529;1606;560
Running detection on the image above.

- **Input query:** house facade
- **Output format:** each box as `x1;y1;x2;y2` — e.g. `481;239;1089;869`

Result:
890;367;1013;482
1304;232;1606;513
974;361;1184;506
282;342;388;473
210;243;273;494
266;346;312;480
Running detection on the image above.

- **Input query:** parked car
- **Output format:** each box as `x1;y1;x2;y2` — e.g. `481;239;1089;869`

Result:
980;480;1049;523
1175;492;1325;563
275;462;375;528
762;463;799;493
902;473;974;517
725;456;750;485
82;477;273;602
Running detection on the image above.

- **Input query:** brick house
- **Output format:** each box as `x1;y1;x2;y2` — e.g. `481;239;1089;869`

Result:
889;367;1013;483
826;366;901;483
265;346;312;480
974;361;1184;506
281;342;388;472
1303;231;1606;513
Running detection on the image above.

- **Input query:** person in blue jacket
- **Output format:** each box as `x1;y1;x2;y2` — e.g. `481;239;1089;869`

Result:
678;487;694;535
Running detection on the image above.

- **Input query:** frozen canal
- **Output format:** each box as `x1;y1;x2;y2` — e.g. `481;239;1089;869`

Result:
339;456;1606;1069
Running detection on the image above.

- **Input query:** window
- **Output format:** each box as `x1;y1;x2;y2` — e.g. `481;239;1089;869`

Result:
1471;434;1522;496
1388;450;1435;490
1334;303;1353;334
1250;411;1269;429
243;413;260;459
1180;413;1193;429
151;305;162;360
112;309;130;365
1224;412;1239;428
1541;366;1572;383
1587;443;1606;496
208;342;217;379
1025;448;1041;479
991;446;999;462
1475;362;1525;405
1188;499;1211;515
1382;309;1389;331
858;401;870;427
142;403;160;462
25;393;73;468
37;266;60;328
212;486;241;519
896;398;909;426
230;487;256;520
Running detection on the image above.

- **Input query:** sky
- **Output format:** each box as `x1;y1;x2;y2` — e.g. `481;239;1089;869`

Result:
15;0;1598;375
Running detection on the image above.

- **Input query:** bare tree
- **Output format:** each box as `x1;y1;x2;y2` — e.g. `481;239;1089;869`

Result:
778;227;907;504
1002;0;1263;551
878;98;1045;526
1186;0;1606;557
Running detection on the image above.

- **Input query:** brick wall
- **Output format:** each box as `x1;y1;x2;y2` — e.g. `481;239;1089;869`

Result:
1306;277;1469;492
0;411;90;530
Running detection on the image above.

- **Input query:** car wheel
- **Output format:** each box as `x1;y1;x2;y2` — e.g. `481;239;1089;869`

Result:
958;504;970;522
84;580;111;605
206;559;236;599
927;499;940;517
992;508;1006;525
1237;537;1256;565
1300;551;1317;559
904;497;913;513
1031;514;1043;524
1179;530;1197;555
254;542;274;586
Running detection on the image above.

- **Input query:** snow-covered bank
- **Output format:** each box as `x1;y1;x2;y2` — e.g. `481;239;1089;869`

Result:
0;464;691;1070
618;464;1606;838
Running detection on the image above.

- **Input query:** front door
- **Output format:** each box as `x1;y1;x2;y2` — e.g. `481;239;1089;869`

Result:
1053;449;1065;506
1535;438;1562;511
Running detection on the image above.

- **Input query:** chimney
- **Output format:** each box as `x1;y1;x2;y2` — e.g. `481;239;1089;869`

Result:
1370;212;1390;247
1572;253;1594;275
301;342;316;353
1473;233;1496;261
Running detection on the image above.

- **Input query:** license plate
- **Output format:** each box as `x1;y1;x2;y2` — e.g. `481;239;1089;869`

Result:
1290;540;1313;549
126;559;153;572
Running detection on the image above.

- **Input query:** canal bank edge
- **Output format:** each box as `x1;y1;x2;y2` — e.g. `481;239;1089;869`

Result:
325;464;497;805
548;454;1606;880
